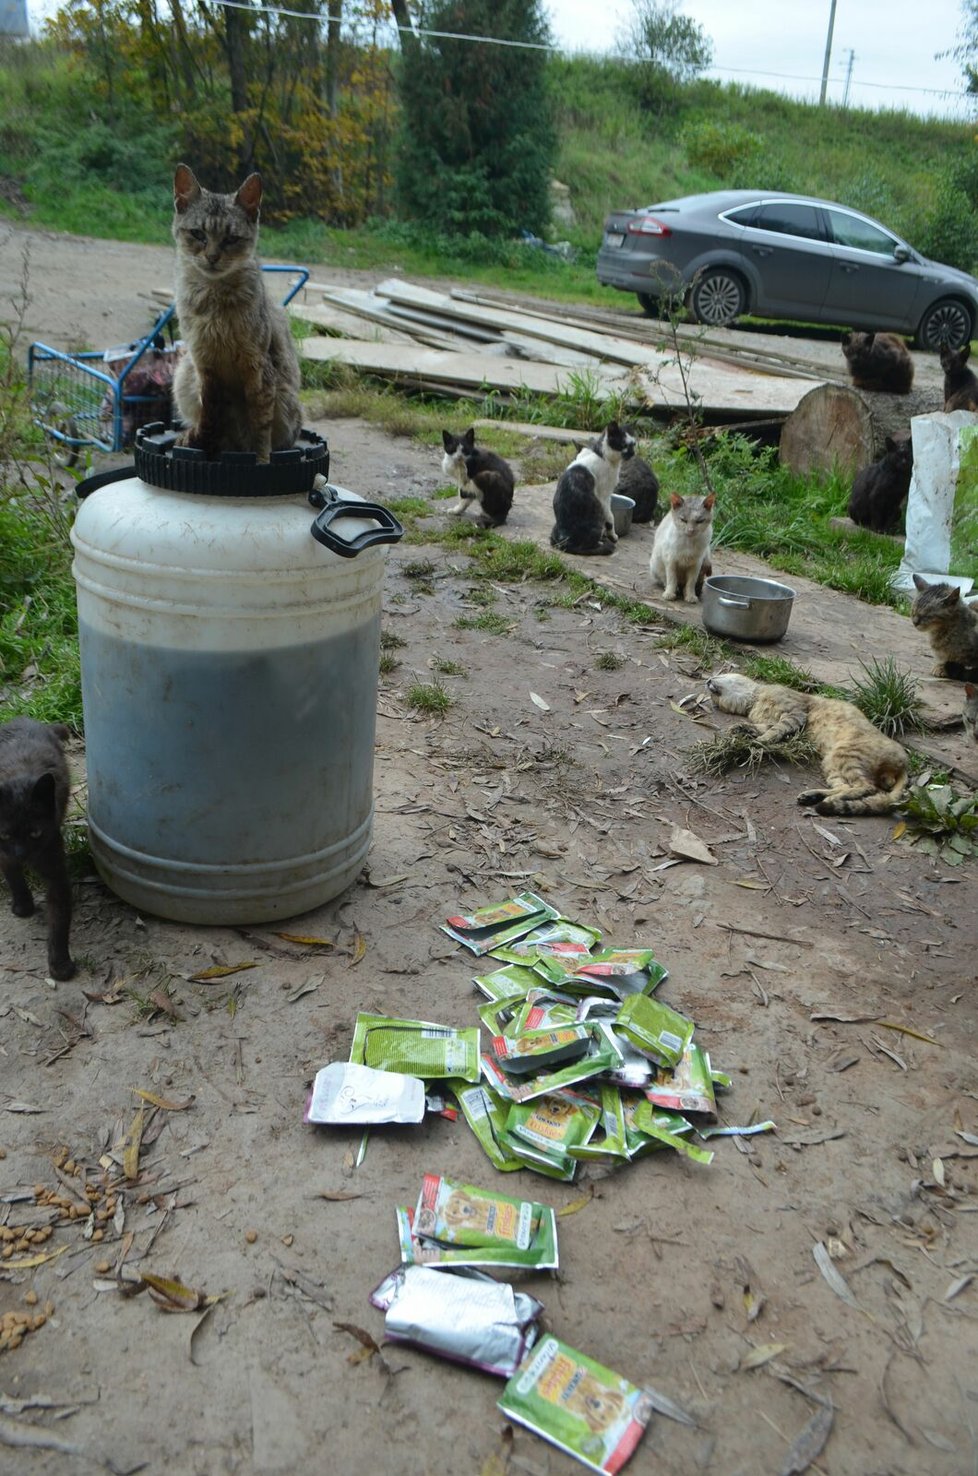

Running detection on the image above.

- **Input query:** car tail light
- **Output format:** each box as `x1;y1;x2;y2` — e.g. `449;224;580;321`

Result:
627;216;672;237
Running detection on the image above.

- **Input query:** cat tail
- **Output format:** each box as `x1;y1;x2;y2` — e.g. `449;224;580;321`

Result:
815;770;908;816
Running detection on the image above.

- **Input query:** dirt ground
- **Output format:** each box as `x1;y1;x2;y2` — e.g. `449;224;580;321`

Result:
1;224;978;1476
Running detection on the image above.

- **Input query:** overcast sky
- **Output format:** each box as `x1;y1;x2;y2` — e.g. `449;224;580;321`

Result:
545;0;972;117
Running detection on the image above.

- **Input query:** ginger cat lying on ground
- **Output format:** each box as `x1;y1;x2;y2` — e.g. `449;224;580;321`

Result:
706;673;908;816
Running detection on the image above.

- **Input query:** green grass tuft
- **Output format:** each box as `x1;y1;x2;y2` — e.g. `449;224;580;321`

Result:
688;727;819;779
405;680;454;716
454;611;514;635
847;657;926;739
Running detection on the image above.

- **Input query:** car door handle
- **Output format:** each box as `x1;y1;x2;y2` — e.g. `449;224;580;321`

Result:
752;246;773;257
840;264;860;273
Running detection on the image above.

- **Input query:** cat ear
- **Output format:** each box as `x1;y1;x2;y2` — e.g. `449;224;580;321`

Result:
606;421;621;438
703;493;716;509
31;772;57;812
669;493;684;510
441;430;455;452
461;428;475;451
173;163;201;214
912;573;929;590
946;586;961;604
884;436;896;452
235;173;263;221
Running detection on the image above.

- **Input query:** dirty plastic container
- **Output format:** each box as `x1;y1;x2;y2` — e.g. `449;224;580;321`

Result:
70;429;402;924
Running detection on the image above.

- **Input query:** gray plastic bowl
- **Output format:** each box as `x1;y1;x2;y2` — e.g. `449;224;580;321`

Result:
701;574;796;643
611;493;635;537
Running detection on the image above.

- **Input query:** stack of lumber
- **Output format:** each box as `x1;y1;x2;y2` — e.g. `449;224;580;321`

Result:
290;278;829;422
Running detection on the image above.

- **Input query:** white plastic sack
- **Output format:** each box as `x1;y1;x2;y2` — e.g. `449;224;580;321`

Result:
894;411;978;595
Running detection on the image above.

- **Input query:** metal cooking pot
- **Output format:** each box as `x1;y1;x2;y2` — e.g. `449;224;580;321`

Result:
611;493;635;537
701;574;796;643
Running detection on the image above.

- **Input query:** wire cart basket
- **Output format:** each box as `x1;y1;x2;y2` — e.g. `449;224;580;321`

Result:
27;264;309;466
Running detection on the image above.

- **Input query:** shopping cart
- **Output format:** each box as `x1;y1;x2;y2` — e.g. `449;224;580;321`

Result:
27;264;309;466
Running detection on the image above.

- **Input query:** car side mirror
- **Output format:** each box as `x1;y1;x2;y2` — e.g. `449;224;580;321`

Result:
893;245;910;263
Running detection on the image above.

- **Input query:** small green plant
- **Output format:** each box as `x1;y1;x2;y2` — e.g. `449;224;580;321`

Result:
654;623;729;670
379;652;401;674
688;727;819;779
405;680;454;716
847;657;926;739
739;655;818;691
380;629;407;650
454;611;514;635
402;558;436;596
595;651;626;671
432;657;467;676
897;782;978;865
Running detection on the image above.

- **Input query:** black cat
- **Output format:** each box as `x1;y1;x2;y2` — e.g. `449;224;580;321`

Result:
0;718;75;980
848;435;913;534
441;428;516;527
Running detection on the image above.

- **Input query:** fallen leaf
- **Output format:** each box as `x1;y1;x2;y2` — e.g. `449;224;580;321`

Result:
529;691;550;711
812;1241;858;1310
148;990;183;1021
641;1384;697;1426
781;1130;846;1147
479;1428;513;1476
932;1157;946;1187
312;1190;363;1202
668;826;717;866
143;1273;223;1312
276;933;333;948
811;1011;881;1024
779;1402;834;1476
877;1020;940;1046
557;1185;594;1217
4;1243;70;1270
334;1321;381;1364
189;963;258;981
189;1301;218;1365
944;1274;973;1301
362;874;410;890
891;819;907;840
0;1417;82;1457
740;1342;787;1370
2;1100;46;1114
348;934;367;967
286;978;320;1004
132;1089;195;1111
122;1107;145;1183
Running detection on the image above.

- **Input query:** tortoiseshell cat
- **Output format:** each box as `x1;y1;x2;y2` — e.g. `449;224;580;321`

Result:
172;164;302;462
0;719;75;980
911;575;978;680
706;674;908;816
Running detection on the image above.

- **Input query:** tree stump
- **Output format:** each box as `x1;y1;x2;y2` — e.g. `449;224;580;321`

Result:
779;383;940;477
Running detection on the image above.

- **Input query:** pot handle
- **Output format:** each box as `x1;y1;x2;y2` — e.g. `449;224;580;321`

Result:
717;594;752;609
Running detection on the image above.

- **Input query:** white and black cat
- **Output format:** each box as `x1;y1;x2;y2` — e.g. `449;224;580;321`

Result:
0;718;75;980
550;422;635;556
441;429;516;527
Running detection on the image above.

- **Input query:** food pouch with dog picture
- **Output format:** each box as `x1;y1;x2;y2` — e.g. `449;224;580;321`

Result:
614;994;694;1069
645;1043;717;1117
503;1090;601;1172
349;1013;480;1082
441;892;558;955
493;1026;592;1075
498;1336;655;1475
412;1174;559;1268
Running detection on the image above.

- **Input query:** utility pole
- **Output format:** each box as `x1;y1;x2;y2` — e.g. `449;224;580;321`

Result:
841;48;855;109
819;0;838;105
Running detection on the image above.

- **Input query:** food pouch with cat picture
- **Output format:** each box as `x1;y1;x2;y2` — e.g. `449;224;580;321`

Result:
614;993;694;1068
369;1264;543;1378
407;1175;559;1268
441;891;558;954
644;1043;717;1118
492;1025;593;1075
498;1336;655;1475
304;1062;425;1126
349;1013;480;1082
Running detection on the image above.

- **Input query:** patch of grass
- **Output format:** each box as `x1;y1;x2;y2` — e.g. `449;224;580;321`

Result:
688;727;819;779
432;657;467;676
454;611;514;635
471;539;568;585
0;492;82;727
654;622;730;671
739;654;818;691
405;680;454;716
387;497;432;523
520;441;575;483
380;629;406;650
379;652;401;674
847;657;926;739
594;651;626;671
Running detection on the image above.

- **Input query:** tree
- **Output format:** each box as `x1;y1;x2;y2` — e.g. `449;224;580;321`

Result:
393;0;556;238
946;0;978;94
618;0;713;113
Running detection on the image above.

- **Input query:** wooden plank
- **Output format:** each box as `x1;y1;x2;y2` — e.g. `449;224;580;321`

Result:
298;337;631;397
288;300;421;348
313;287;463;351
473;419;587;443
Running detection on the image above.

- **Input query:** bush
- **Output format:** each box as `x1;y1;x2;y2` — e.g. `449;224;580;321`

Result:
680;120;761;180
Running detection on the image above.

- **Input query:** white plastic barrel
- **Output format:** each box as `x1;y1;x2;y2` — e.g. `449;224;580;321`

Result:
71;474;394;924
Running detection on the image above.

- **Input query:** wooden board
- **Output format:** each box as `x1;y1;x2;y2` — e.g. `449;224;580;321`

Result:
297;337;631;396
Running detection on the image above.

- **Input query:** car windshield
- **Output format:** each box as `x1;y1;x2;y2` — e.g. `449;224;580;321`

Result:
825;208;900;256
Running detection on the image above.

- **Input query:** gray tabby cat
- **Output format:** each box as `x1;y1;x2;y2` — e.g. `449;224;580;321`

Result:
910;575;978;680
172;164;302;462
964;682;978;740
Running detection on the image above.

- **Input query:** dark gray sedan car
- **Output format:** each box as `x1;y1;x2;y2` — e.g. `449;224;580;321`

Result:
596;189;978;350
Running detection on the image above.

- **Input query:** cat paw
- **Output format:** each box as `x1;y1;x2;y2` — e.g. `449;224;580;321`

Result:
48;955;76;982
11;897;35;918
796;789;827;806
662;588;679;601
729;724;757;740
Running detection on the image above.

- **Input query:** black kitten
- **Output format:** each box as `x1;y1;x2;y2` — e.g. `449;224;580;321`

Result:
0;718;75;980
441;428;516;527
848;435;913;534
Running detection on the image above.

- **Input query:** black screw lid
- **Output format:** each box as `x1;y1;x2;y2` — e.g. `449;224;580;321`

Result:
134;426;330;496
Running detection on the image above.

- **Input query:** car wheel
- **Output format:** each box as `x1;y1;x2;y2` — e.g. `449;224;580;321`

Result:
689;269;746;327
636;293;660;318
916;298;973;352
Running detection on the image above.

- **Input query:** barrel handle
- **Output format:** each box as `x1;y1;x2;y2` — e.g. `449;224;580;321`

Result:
308;481;404;559
717;594;752;609
75;465;136;499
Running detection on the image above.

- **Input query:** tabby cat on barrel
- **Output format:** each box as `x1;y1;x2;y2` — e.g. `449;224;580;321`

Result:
172;164;302;462
0;718;75;980
706;673;908;817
